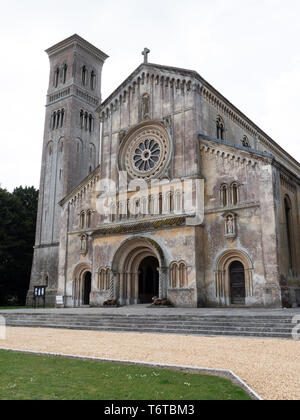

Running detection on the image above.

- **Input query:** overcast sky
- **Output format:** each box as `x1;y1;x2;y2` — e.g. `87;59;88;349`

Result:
1;0;300;191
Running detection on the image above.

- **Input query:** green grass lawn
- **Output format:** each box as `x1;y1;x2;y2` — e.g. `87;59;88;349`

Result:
0;350;251;400
0;307;29;310
0;307;52;310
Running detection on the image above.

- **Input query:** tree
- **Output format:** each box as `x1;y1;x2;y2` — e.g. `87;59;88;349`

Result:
0;186;38;305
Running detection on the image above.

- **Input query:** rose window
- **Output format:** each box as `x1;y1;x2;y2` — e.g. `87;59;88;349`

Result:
133;140;161;172
119;123;171;180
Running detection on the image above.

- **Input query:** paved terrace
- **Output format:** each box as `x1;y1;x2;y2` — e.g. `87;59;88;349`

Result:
0;305;299;316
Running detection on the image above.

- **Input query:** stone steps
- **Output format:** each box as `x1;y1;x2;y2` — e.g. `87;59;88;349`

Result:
3;312;296;339
5;318;294;329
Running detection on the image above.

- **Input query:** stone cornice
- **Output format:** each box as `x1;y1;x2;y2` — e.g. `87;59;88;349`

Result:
46;34;109;62
205;201;260;215
46;84;100;107
97;63;197;116
59;166;101;207
83;216;186;237
199;134;273;169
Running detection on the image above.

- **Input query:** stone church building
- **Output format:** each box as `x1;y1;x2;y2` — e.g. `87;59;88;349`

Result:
27;34;300;308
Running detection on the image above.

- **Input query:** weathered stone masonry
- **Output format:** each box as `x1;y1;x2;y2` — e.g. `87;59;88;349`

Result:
27;35;300;308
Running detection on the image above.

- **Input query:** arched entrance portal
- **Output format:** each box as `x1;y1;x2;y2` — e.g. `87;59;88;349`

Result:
215;249;254;306
112;237;167;305
138;256;159;304
73;263;92;307
83;272;92;305
229;261;246;305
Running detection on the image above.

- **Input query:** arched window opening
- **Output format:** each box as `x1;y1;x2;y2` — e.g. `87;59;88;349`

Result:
82;66;87;86
84;112;88;131
52;112;57;130
86;210;92;229
216;116;225;140
56;110;61;129
63;64;68;84
231;183;239;205
284;196;294;272
170;262;188;288
171;263;179;288
89;114;94;132
80;110;84;128
221;185;228;207
60;109;65;127
179;262;188;288
91;71;96;90
80;212;85;230
54;67;60;88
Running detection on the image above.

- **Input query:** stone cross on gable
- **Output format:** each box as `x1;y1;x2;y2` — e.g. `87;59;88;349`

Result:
142;48;150;64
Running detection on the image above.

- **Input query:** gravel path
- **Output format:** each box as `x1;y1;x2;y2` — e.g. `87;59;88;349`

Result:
1;327;299;400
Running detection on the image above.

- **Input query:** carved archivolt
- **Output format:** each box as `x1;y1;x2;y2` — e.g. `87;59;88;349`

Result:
214;250;254;305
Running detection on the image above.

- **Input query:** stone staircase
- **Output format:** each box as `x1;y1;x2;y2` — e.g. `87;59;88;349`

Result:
2;312;296;339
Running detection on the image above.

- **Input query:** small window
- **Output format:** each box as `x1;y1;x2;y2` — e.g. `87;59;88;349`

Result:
89;114;94;132
51;112;56;130
284;196;294;272
221;185;228;207
231;183;239;205
82;66;87;86
80;212;85;229
54;67;60;88
80;110;84;128
216;116;225;140
60;109;65;127
90;71;96;90
86;210;92;228
63;64;68;84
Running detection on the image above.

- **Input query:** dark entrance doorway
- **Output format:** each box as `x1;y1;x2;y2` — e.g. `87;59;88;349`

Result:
83;272;92;305
230;261;246;305
138;257;159;304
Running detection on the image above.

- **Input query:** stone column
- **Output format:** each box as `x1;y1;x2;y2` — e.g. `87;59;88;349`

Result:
127;272;132;305
158;267;168;299
134;272;139;304
109;272;115;300
119;273;124;305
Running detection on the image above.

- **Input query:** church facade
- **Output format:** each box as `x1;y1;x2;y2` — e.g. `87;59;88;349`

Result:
27;34;300;308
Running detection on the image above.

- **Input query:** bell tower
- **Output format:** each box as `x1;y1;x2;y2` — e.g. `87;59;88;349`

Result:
27;35;108;306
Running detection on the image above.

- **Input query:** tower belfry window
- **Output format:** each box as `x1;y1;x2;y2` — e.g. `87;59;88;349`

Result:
89;114;94;132
54;67;60;88
82;66;88;86
63;64;68;84
91;71;96;90
60;109;65;127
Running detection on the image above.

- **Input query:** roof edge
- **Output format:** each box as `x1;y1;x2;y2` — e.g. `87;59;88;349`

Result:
46;34;109;62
